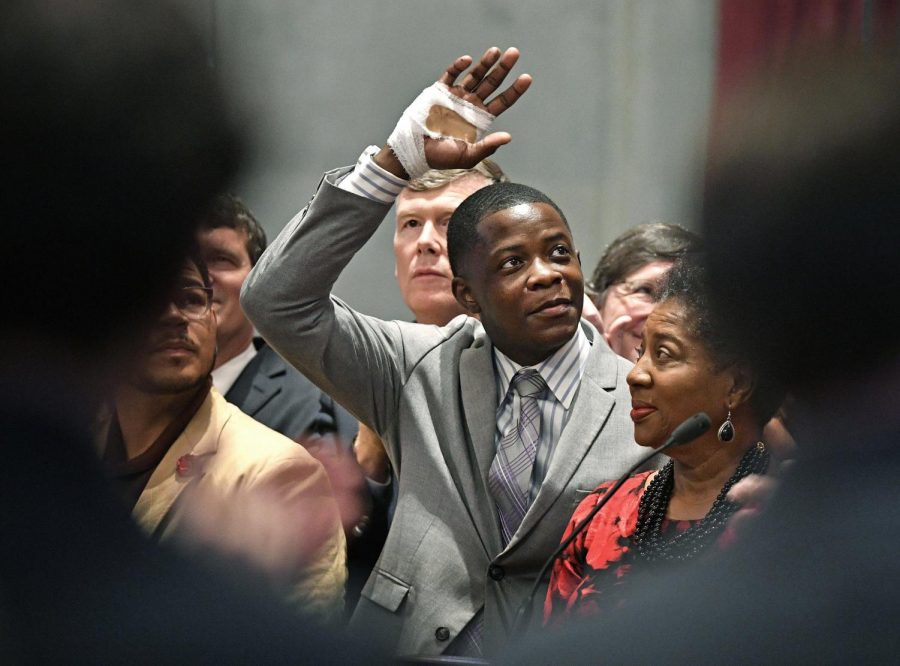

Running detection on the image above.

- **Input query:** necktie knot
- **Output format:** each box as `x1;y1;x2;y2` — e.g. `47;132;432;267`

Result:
512;369;545;399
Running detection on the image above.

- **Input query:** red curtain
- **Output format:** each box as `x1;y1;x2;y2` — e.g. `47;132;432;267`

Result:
715;0;900;104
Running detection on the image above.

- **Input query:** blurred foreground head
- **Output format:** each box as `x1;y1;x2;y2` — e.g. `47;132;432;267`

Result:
1;0;242;368
704;51;900;396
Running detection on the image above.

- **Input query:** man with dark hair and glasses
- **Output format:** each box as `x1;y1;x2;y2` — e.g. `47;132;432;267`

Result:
97;255;347;621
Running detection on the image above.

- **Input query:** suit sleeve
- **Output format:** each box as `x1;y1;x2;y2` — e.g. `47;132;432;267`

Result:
241;167;405;439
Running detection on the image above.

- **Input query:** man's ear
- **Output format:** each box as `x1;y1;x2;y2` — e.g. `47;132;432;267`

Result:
452;276;481;314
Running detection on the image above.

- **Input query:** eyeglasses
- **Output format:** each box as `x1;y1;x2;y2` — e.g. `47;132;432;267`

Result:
170;286;213;320
608;279;661;305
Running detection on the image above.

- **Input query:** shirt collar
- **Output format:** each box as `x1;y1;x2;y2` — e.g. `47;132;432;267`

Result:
210;340;257;396
492;324;591;410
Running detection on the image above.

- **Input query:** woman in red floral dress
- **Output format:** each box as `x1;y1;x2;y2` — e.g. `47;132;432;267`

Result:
545;257;784;622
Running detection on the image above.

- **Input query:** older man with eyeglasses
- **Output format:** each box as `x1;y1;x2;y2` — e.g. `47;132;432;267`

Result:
96;253;347;621
584;223;701;362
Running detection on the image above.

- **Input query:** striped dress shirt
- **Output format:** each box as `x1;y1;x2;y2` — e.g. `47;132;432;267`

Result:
337;145;594;504
336;146;407;203
492;326;592;502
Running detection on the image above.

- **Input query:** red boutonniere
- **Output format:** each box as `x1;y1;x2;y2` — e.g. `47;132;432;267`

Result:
176;454;201;478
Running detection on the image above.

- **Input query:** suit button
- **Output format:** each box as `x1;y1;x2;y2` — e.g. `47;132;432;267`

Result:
489;564;505;581
435;627;450;642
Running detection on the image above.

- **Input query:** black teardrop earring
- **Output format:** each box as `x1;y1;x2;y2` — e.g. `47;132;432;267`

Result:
717;410;735;442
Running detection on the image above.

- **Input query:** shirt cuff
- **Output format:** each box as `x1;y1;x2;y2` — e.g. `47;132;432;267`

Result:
336;145;408;204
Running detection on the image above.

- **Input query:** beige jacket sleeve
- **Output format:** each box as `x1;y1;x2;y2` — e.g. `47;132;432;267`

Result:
245;451;347;621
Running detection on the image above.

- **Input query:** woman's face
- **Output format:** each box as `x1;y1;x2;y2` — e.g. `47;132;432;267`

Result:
626;299;732;448
596;260;673;362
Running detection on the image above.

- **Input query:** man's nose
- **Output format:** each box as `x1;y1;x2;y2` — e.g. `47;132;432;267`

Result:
159;299;189;324
526;258;563;288
416;221;443;254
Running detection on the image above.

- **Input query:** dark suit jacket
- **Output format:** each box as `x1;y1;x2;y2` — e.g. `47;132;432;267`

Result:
225;338;358;448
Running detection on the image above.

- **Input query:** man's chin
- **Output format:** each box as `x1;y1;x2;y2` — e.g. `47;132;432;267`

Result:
133;372;209;396
534;318;580;352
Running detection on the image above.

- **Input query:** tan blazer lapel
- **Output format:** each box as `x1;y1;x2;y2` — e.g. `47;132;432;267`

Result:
506;325;622;552
132;390;226;538
456;330;502;556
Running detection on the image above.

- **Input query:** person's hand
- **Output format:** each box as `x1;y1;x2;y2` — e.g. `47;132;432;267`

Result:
580;296;639;362
376;47;532;178
762;414;798;460
581;296;604;332
353;422;391;484
602;312;637;362
176;466;341;579
726;410;798;537
305;439;370;539
425;47;532;169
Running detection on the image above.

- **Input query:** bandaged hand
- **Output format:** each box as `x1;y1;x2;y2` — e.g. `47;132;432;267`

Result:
383;47;532;179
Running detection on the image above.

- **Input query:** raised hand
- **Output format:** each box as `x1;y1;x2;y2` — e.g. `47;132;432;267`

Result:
377;47;532;179
424;47;532;169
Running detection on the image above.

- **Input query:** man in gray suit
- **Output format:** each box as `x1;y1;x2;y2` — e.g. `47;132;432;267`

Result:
242;47;643;658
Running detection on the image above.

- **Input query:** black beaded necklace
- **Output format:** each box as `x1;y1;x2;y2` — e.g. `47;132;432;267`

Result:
633;442;769;563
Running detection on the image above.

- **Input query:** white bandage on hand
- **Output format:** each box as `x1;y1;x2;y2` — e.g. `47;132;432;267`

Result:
387;82;495;180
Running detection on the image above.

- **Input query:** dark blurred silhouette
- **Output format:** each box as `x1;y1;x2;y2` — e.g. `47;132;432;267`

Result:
0;1;380;662
503;49;900;664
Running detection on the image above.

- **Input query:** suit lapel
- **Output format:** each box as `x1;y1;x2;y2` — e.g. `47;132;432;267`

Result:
506;324;621;551
226;343;281;418
132;390;225;537
455;329;503;556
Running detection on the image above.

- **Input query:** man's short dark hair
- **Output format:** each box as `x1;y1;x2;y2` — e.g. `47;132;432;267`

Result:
703;51;900;392
447;182;568;276
199;194;268;266
2;0;241;355
659;256;784;424
587;223;701;300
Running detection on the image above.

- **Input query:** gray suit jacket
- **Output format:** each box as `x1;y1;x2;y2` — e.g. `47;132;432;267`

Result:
242;166;646;658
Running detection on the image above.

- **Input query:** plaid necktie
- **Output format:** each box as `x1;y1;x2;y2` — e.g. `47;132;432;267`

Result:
489;368;546;546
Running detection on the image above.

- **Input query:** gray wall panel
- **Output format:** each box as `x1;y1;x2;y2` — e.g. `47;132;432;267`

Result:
203;0;717;321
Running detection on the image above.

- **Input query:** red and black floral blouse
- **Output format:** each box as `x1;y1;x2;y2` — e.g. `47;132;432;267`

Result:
544;470;725;624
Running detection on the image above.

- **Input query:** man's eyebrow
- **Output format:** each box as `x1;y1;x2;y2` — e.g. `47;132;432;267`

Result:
543;231;571;243
206;244;240;257
490;231;571;257
490;242;525;257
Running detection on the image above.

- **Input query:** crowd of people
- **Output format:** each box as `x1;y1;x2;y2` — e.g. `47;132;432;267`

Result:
4;1;899;663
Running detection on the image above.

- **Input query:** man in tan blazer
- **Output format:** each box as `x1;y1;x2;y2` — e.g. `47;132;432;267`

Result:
98;254;346;620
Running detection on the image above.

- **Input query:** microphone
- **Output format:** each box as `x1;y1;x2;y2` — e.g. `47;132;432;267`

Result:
666;412;712;448
509;412;711;641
